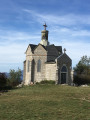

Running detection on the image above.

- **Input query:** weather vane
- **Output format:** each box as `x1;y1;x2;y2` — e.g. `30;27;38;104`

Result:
43;22;47;30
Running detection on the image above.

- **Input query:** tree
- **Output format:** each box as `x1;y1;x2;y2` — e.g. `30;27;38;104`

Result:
74;55;90;75
74;55;90;85
0;73;7;90
9;68;22;87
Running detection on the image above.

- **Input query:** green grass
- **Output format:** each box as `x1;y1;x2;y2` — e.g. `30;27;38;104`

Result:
0;85;90;120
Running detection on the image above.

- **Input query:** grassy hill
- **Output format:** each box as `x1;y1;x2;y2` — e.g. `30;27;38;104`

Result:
0;85;90;120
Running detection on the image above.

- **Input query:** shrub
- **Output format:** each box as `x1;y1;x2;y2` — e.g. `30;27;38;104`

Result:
36;80;55;85
73;75;90;86
0;73;7;90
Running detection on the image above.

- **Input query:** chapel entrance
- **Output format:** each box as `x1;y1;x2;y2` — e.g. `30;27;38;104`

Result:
61;66;67;84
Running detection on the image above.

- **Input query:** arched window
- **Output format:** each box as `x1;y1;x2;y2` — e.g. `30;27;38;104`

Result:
61;66;67;72
27;60;30;72
37;59;41;72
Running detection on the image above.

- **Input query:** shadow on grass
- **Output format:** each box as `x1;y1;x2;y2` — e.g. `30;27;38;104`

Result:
0;85;22;93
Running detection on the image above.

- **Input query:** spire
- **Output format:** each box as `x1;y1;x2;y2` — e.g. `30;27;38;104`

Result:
40;23;49;46
63;48;66;53
43;23;47;30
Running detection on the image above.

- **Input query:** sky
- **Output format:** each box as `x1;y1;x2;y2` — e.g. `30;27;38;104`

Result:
0;0;90;72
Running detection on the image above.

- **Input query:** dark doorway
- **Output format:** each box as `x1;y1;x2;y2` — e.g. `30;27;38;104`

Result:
61;73;66;84
61;66;67;84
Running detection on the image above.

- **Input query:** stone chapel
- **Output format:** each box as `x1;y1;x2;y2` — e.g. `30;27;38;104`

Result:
23;23;72;85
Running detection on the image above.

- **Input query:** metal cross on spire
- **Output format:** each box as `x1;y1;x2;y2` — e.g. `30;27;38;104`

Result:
43;23;47;30
64;48;66;53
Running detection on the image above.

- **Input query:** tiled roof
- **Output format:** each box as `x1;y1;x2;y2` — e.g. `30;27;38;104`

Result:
29;44;37;51
45;44;54;51
55;46;62;53
29;44;62;53
45;44;62;53
56;53;72;61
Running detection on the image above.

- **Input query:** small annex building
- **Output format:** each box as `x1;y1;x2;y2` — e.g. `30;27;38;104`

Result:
23;24;72;85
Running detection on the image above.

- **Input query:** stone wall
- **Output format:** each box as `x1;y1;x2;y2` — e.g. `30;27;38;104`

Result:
23;60;26;84
24;45;34;85
33;56;47;82
33;44;47;83
45;63;57;81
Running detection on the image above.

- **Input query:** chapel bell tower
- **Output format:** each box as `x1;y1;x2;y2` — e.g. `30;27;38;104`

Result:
40;23;49;46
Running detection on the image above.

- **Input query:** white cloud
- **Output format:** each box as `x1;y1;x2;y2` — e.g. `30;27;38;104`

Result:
0;30;40;44
50;27;90;38
23;9;90;26
0;43;26;63
0;29;40;65
71;30;90;36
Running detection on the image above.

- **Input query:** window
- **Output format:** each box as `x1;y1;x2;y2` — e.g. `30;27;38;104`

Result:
37;59;41;72
61;66;67;72
27;60;30;72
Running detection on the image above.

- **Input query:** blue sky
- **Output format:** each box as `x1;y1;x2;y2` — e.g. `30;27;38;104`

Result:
0;0;90;72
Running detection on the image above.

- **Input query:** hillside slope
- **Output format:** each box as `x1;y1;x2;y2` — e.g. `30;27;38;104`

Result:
0;85;90;120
